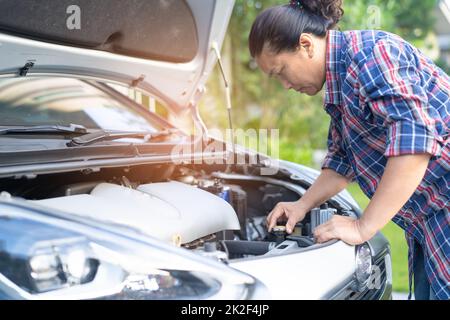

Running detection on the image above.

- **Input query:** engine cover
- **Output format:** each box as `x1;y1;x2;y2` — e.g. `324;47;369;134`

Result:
31;181;240;244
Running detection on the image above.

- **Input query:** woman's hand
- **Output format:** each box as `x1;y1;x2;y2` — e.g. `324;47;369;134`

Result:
313;215;376;245
266;201;309;233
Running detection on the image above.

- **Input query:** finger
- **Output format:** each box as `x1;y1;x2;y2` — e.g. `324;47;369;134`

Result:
313;221;331;235
267;206;285;232
286;216;298;234
316;231;335;243
266;207;277;224
266;210;275;228
266;204;281;224
313;223;332;239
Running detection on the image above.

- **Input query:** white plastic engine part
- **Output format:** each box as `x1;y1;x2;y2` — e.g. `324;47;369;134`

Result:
31;181;240;244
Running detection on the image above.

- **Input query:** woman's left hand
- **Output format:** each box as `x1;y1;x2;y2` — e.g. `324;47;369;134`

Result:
313;215;374;245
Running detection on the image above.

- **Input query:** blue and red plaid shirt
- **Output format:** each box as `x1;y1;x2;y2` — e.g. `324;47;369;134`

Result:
322;30;450;299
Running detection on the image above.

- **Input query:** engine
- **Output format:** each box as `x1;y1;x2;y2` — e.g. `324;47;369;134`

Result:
17;168;342;263
32;181;241;245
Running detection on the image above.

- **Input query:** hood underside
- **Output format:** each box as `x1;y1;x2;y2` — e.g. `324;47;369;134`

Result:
0;0;235;113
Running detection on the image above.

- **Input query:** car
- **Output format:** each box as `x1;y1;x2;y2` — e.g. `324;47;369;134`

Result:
0;0;392;300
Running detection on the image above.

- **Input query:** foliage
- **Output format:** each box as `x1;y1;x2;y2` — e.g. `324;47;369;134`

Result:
436;57;450;75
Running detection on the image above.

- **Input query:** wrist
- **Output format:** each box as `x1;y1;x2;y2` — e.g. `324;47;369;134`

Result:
356;217;377;242
295;199;311;212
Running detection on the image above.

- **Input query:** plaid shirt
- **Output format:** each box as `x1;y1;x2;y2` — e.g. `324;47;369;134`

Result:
322;30;450;299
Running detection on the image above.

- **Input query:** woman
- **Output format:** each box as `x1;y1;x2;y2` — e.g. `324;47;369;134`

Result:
249;0;449;300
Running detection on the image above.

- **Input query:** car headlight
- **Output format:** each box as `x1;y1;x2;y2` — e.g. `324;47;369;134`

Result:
27;238;99;293
354;243;373;291
0;203;258;300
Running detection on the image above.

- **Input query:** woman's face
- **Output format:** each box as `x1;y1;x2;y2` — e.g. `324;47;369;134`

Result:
255;33;327;96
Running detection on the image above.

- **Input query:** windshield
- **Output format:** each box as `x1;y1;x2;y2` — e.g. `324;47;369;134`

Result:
0;77;163;132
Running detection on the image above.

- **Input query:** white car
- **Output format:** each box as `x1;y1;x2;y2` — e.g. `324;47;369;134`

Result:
0;0;391;300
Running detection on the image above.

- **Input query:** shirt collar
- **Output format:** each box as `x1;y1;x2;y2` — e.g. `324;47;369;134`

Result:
324;30;345;106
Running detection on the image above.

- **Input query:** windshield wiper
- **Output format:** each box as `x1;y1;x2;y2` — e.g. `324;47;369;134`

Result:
67;128;180;147
0;124;88;135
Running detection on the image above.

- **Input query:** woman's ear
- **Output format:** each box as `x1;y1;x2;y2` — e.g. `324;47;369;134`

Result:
299;34;315;58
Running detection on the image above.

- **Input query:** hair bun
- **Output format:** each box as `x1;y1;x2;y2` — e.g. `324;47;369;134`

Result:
302;0;344;29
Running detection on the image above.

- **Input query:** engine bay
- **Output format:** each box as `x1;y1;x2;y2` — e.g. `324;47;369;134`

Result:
0;164;353;262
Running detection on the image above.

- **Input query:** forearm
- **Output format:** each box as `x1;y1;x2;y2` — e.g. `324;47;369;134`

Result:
297;168;352;211
358;154;431;238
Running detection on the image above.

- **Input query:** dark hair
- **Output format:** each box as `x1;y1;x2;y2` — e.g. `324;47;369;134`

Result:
249;0;344;57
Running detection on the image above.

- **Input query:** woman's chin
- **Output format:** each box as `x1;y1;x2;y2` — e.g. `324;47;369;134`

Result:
301;87;318;96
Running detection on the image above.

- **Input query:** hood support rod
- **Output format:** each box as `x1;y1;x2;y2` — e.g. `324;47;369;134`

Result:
212;42;236;158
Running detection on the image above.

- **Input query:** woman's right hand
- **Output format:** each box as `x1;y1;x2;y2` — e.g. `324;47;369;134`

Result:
266;201;309;234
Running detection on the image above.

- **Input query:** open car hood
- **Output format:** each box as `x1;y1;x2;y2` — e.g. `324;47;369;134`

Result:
0;0;234;114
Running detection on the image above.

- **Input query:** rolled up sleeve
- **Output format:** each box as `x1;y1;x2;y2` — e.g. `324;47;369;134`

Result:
384;119;442;157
